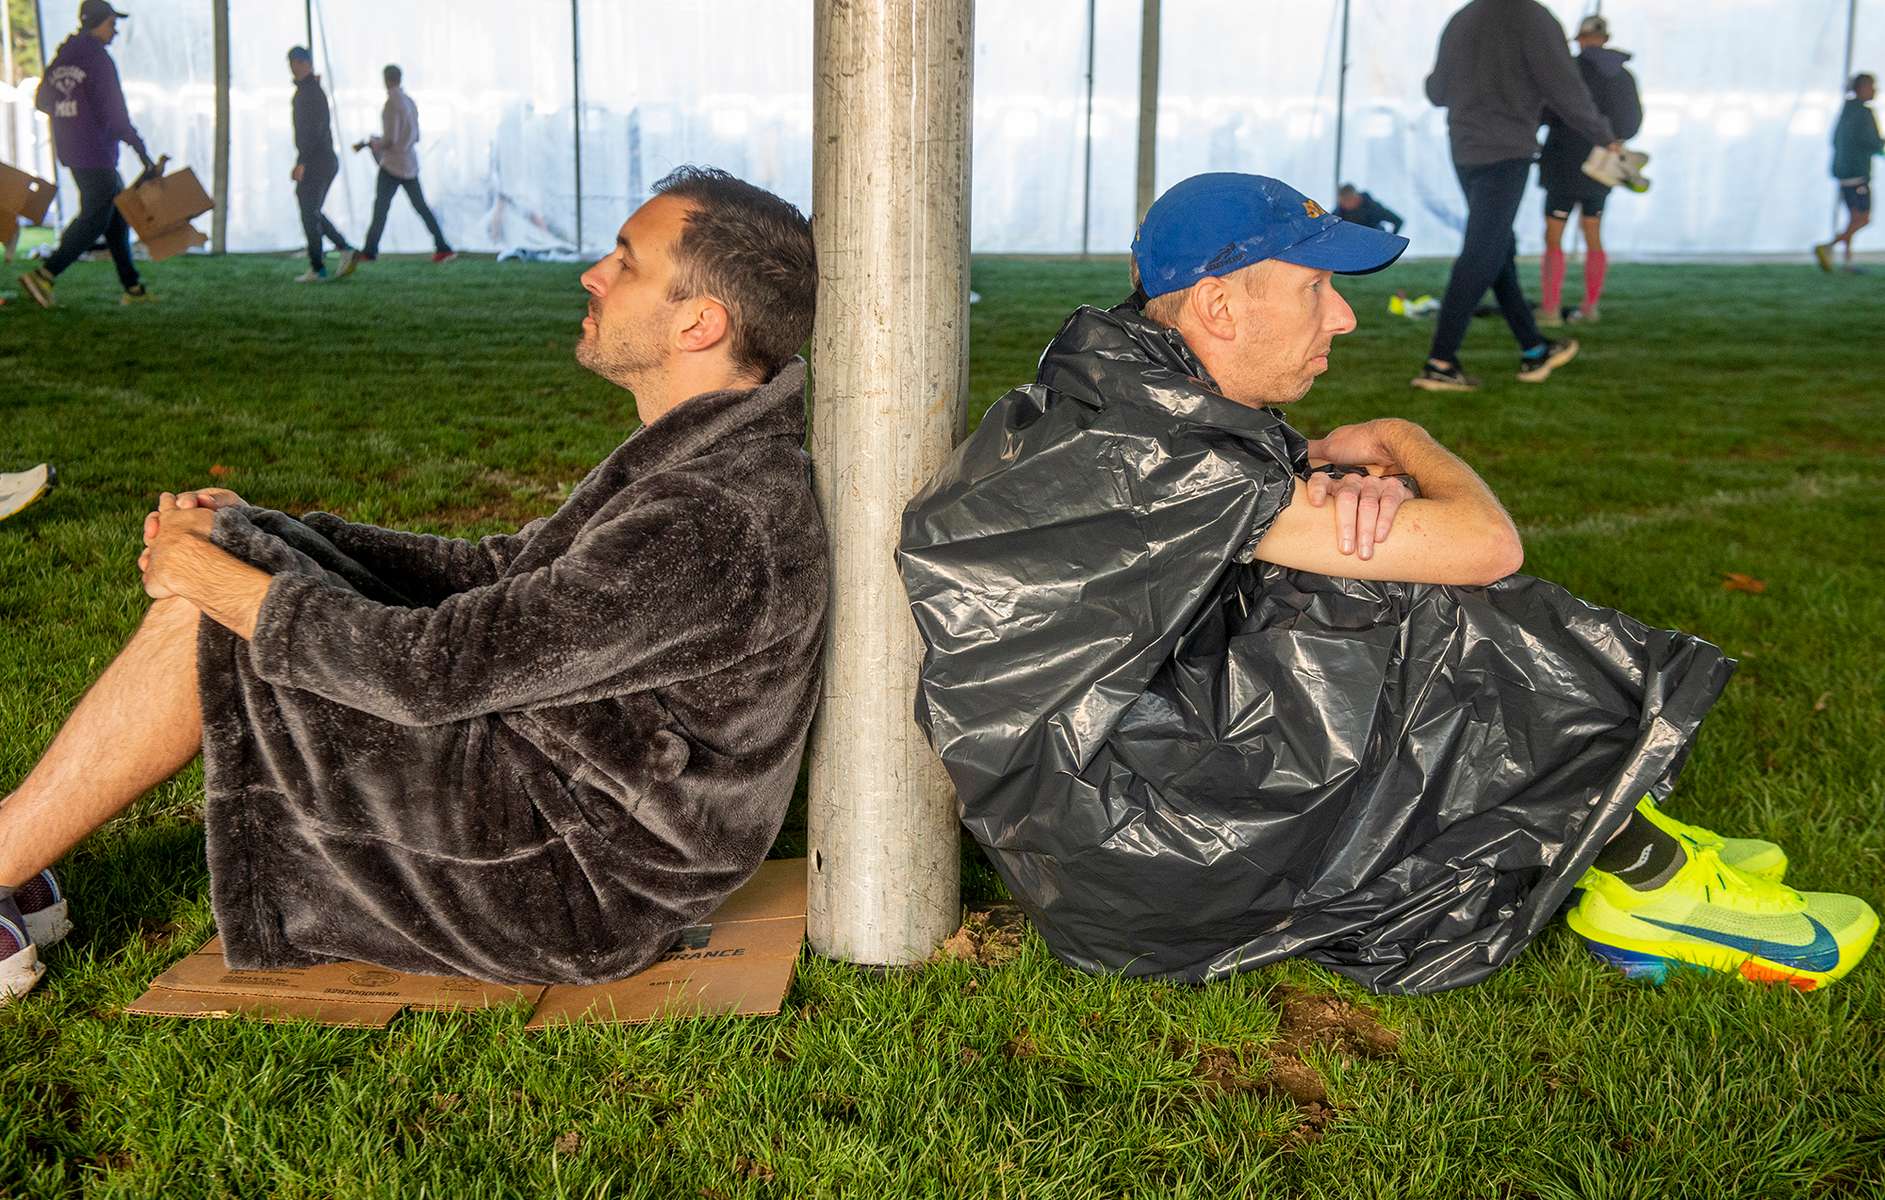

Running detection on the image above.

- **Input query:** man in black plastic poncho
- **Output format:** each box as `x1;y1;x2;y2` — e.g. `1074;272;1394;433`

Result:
899;173;1875;995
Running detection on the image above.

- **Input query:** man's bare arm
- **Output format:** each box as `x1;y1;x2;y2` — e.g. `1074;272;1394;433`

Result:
1254;419;1522;586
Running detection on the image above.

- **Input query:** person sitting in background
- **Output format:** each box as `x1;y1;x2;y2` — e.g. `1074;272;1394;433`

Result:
1816;72;1882;273
1336;184;1404;235
1537;15;1643;326
0;169;827;1005
900;171;1877;997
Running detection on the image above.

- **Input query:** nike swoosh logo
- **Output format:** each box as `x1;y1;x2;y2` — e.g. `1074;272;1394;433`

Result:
1639;915;1841;973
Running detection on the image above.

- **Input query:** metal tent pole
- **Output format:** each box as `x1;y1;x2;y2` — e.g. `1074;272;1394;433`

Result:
807;0;971;967
1135;0;1161;223
1837;0;1858;234
572;0;583;255
1332;0;1351;201
1080;0;1097;256
212;0;229;253
34;0;61;226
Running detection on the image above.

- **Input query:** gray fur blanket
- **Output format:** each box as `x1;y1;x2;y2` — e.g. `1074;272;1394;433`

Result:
196;360;827;985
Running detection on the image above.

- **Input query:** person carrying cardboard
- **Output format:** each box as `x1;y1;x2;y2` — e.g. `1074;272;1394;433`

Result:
17;0;156;308
899;172;1878;996
0;169;827;1004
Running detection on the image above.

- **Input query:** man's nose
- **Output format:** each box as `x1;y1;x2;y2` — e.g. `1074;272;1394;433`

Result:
579;264;606;298
1328;288;1358;336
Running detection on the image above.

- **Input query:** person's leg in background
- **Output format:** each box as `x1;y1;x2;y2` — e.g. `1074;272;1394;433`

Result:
1425;157;1538;372
101;173;144;295
1580;212;1608;317
399;176;452;256
42;169;121;279
362;168;401;259
1487;227;1542;347
296;170;327;274
1540;208;1569;327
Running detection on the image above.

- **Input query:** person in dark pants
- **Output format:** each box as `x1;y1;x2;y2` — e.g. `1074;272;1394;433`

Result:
17;0;155;308
1538;15;1643;325
1415;0;1621;392
1336;184;1404;235
288;46;354;283
343;64;455;271
1816;73;1882;273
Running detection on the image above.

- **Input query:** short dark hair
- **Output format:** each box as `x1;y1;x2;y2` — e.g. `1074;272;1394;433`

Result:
384;64;403;85
287;46;312;64
1338;183;1358;195
1855;72;1876;93
651;166;816;380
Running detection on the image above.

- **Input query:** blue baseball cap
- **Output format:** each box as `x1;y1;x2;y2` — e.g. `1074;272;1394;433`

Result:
1132;173;1408;299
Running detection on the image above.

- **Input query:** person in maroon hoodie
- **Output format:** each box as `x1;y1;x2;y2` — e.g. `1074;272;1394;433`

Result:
17;0;156;308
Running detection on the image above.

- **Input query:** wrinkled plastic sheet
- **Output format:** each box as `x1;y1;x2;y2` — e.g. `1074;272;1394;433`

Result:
899;302;1733;994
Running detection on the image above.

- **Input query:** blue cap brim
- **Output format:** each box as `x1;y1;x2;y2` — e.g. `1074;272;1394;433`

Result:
1273;220;1409;276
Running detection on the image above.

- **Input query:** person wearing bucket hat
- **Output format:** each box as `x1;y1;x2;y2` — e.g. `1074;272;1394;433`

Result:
17;0;156;308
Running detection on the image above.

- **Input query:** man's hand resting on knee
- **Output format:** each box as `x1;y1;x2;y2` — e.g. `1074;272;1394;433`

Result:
139;493;273;639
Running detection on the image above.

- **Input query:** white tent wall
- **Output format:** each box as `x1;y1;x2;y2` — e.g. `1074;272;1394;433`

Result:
575;1;812;257
8;2;1879;259
1154;1;1343;230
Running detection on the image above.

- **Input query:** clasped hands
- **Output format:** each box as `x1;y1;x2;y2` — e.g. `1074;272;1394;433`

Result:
139;488;268;638
1303;420;1418;562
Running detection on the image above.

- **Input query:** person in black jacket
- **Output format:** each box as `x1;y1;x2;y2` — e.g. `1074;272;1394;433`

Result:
287;46;354;283
1816;73;1883;272
1336;184;1404;234
1415;0;1621;393
1537;16;1642;325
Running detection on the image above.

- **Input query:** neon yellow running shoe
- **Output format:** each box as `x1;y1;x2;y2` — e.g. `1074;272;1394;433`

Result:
1636;796;1787;883
1569;848;1877;991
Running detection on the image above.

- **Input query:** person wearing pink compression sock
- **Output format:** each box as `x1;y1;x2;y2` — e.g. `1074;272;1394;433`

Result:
1536;16;1641;326
1540;241;1567;320
1583;241;1609;315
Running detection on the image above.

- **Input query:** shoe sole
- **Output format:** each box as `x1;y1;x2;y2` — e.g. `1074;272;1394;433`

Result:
1567;904;1878;991
333;256;359;280
1410;377;1477;392
23;899;71;948
18;272;53;308
0;941;44;1004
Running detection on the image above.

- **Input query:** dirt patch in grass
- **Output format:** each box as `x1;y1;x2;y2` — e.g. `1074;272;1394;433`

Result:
1271;983;1401;1059
934;903;1030;967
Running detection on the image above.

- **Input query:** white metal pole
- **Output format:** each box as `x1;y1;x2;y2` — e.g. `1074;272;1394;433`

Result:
1332;0;1350;202
212;0;229;254
1080;0;1097;256
1135;0;1161;223
807;0;971;967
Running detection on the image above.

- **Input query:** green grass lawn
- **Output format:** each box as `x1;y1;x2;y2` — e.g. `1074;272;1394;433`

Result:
2;252;1883;1198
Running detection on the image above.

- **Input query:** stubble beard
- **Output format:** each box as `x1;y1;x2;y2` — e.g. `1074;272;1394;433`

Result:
576;308;667;392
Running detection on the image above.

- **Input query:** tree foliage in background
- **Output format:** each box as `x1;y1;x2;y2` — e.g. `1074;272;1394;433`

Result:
7;0;39;82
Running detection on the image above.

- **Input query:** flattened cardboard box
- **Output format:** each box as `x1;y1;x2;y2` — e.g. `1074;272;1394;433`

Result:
127;858;807;1029
113;165;212;260
0;161;56;248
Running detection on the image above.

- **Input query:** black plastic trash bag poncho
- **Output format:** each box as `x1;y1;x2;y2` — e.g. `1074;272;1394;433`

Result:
898;302;1734;994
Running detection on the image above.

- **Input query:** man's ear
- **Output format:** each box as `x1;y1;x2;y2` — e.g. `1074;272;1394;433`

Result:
675;298;732;354
1187;277;1237;342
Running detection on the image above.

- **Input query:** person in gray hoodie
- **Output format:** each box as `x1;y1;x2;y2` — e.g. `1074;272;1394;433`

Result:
0;169;826;1002
17;0;155;308
1414;0;1622;393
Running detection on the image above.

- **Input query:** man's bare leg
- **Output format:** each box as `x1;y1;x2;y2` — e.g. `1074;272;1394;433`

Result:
0;596;204;887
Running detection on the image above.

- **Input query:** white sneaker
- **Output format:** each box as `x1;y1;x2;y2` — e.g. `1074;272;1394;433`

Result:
293;268;328;284
0;463;57;523
1618;149;1651;193
1582;146;1625;188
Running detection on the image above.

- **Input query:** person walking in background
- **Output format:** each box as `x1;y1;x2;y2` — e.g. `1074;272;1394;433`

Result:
17;0;155;309
1414;0;1622;392
1816;73;1882;273
287;46;355;283
1336;184;1404;235
343;64;455;271
1538;15;1642;326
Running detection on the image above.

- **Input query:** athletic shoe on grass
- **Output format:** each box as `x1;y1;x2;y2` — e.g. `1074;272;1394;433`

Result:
0;463;58;523
431;250;457;264
18;266;54;308
1633;796;1787;882
1516;338;1578;383
1569;847;1877;991
0;892;44;1006
15;870;71;948
1411;360;1479;392
1565;305;1599;325
293;267;327;283
120;284;157;305
1536;306;1565;328
333;250;362;279
1813;242;1834;272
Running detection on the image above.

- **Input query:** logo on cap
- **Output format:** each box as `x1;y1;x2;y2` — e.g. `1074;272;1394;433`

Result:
1302;198;1328;219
